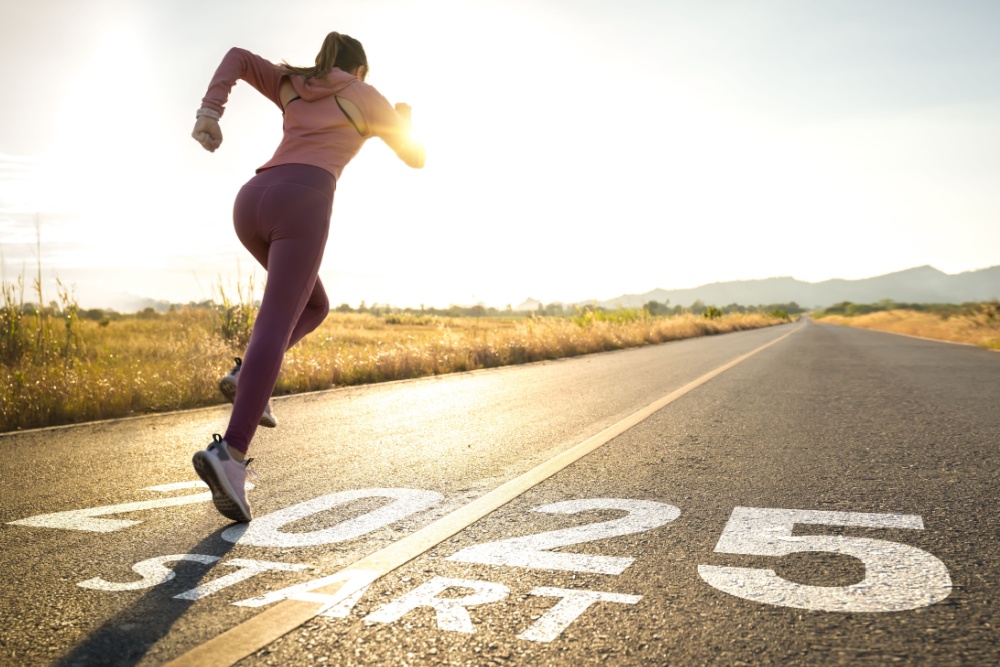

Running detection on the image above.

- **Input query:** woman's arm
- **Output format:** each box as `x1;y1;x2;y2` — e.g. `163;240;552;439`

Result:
367;97;426;169
199;47;285;117
193;48;285;152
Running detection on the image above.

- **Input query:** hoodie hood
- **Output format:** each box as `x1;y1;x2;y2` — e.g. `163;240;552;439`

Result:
291;68;359;101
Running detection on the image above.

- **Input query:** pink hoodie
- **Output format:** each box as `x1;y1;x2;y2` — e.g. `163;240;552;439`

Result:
200;48;424;180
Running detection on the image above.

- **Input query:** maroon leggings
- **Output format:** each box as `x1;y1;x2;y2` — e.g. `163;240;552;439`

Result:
224;164;335;453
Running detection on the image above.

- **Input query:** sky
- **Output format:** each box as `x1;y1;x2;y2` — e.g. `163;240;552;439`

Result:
0;0;998;311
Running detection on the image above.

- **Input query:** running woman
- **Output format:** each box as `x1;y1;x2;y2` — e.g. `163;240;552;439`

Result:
190;32;425;523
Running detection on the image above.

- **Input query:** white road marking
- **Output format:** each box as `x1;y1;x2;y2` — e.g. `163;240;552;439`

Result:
517;587;642;643
233;569;380;619
164;325;803;667
220;488;444;548
8;482;228;533
172;559;309;601
447;498;680;574
698;507;953;612
363;577;510;634
77;555;309;600
78;554;220;592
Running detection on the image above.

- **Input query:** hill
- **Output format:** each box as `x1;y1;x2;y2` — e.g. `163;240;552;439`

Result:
584;265;1000;310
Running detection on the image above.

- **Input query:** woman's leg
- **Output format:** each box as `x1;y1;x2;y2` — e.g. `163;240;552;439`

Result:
224;167;334;454
288;276;329;349
231;215;330;353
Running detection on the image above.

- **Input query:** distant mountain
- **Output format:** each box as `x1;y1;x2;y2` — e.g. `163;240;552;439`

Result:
582;265;1000;310
110;294;176;313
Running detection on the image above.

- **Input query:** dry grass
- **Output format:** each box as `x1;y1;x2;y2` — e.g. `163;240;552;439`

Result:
278;311;785;392
0;310;233;432
1;309;787;433
817;307;1000;349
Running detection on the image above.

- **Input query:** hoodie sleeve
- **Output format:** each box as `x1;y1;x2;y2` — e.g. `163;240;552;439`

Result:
363;88;426;169
200;48;285;117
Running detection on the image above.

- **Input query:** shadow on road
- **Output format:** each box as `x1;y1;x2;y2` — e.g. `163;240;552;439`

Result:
55;526;238;667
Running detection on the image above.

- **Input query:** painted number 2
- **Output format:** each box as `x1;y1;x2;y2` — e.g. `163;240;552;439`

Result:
448;498;681;574
7;482;231;532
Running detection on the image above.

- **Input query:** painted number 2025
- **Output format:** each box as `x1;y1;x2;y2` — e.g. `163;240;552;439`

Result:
10;485;953;619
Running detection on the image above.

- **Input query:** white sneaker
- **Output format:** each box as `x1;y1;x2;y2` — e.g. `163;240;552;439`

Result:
219;357;278;428
192;434;253;522
219;357;241;402
258;403;277;429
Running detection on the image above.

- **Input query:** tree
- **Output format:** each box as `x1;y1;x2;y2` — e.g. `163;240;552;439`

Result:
644;299;671;316
542;303;565;316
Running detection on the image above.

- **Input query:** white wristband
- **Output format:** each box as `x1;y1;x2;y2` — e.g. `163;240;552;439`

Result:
196;107;221;120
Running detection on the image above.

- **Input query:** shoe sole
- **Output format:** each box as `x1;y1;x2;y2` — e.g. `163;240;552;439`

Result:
220;377;277;428
192;451;252;523
219;377;238;402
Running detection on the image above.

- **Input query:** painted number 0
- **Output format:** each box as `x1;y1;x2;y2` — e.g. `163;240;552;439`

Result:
221;488;444;547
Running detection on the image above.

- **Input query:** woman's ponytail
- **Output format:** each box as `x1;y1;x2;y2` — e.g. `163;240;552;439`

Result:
314;32;341;75
279;32;368;80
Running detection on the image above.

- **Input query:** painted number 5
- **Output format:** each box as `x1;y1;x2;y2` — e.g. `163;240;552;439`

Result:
698;507;952;612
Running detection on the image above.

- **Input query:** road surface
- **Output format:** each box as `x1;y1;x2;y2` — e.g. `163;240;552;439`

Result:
1;320;997;666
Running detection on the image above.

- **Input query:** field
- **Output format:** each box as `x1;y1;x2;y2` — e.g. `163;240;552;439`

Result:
0;305;788;433
815;302;1000;349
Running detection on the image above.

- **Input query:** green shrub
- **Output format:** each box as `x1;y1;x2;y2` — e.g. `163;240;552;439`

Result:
703;306;723;320
572;306;648;327
383;313;438;326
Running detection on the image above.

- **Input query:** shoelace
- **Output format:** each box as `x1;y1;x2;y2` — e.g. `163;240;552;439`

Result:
208;434;257;475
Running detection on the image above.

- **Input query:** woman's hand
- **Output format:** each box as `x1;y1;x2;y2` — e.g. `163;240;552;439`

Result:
192;117;223;152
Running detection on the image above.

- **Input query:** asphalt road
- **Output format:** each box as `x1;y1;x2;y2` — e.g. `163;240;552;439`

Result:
1;320;997;666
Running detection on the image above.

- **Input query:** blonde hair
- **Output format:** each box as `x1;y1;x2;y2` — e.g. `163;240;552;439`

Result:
279;32;368;80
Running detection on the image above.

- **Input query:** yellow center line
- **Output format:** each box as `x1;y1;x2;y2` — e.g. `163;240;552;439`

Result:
165;324;802;667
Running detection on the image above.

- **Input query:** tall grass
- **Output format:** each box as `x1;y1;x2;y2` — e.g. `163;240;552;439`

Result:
0;259;248;431
1;266;789;432
817;303;1000;349
277;310;784;393
0;271;27;365
0;307;235;432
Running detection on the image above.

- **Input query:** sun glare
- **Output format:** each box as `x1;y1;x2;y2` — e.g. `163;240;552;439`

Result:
4;0;995;310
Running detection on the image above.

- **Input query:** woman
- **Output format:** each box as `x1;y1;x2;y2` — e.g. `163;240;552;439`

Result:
190;32;425;523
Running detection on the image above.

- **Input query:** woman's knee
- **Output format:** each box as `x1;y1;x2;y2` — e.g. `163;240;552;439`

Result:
305;290;329;325
312;289;330;315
